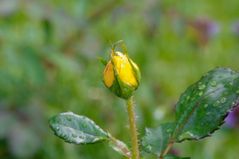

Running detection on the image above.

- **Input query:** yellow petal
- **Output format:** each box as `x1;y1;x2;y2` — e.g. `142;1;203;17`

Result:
103;61;114;87
112;52;137;87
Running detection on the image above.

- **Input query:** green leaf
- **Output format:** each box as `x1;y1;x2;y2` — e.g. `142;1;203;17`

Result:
49;112;109;144
142;123;175;155
164;154;190;159
173;68;239;142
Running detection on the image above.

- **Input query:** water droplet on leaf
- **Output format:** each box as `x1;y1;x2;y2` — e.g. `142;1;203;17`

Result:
210;81;217;87
220;97;226;103
72;134;77;138
186;96;190;100
198;84;206;90
67;117;72;121
204;104;209;108
146;145;152;151
198;92;203;96
81;123;87;129
213;100;220;107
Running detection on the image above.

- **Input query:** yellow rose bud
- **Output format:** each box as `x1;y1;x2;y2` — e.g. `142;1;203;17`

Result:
103;51;141;99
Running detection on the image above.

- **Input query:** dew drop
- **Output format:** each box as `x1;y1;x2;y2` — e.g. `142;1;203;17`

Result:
62;134;67;138
198;84;206;90
213;100;220;107
198;92;203;96
55;127;60;131
67;117;72;121
146;145;152;151
76;136;84;144
220;97;226;103
72;133;77;138
210;81;217;87
82;123;87;129
186;96;190;100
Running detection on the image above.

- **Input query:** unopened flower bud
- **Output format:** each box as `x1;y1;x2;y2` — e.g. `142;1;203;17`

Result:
103;51;141;99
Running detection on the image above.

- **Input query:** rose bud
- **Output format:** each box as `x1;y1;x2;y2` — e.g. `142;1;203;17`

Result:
103;51;141;99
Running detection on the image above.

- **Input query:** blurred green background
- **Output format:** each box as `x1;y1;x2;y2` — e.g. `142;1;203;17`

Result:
0;0;239;159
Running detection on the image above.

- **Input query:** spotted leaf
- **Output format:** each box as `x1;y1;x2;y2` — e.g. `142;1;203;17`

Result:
173;68;239;142
49;112;109;144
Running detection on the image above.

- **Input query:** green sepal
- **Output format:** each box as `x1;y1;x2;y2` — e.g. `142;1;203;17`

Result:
118;79;136;99
108;76;136;99
98;57;108;66
111;40;128;56
108;77;122;98
129;59;141;86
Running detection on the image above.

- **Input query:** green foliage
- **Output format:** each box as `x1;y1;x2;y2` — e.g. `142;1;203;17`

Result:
1;0;239;159
142;68;239;158
174;68;239;142
49;112;109;144
142;123;175;155
49;112;132;158
49;67;239;159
